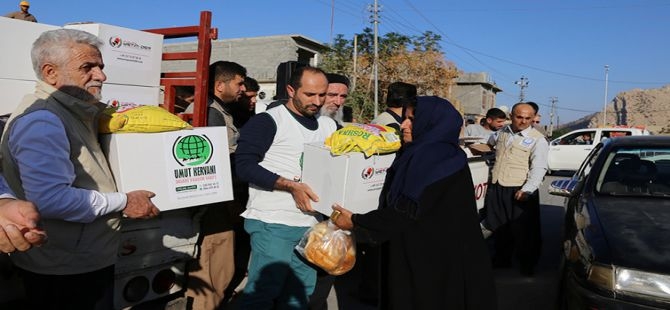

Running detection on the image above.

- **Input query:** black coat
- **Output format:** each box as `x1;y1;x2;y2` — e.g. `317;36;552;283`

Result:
354;165;497;310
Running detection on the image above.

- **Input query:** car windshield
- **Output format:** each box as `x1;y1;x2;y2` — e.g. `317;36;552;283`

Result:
596;147;670;197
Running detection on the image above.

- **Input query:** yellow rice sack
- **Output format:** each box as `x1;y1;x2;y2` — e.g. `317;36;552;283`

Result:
325;123;400;157
99;103;192;133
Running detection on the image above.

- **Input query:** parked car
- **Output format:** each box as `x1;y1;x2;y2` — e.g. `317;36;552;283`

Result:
547;127;650;173
549;136;670;309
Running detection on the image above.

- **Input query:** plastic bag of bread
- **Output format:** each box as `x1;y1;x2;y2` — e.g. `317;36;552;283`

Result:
325;123;400;157
99;101;192;133
296;219;356;275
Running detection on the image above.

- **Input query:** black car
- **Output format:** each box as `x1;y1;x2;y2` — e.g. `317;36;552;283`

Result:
549;136;670;309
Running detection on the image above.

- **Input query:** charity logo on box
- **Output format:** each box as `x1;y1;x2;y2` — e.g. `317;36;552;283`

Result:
168;133;222;196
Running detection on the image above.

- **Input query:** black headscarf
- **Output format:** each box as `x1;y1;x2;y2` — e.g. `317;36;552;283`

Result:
386;96;467;217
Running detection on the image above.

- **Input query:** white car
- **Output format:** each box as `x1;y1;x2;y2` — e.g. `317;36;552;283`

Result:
547;127;650;173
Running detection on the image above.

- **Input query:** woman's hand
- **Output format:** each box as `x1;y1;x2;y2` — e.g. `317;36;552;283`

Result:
330;203;354;230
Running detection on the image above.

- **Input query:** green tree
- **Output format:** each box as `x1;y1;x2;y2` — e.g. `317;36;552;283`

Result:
320;29;459;122
413;31;442;52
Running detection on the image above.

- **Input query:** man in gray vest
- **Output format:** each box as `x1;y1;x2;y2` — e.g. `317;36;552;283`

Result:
480;102;548;277
185;60;247;309
0;28;159;309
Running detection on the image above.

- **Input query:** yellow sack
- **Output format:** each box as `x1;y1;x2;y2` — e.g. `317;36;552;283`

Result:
325;123;400;157
99;103;192;133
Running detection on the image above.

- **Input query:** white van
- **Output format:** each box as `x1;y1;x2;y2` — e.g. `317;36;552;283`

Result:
547;127;650;173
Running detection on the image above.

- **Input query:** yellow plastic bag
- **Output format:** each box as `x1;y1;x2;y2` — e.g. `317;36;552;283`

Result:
325;123;400;157
99;103;192;133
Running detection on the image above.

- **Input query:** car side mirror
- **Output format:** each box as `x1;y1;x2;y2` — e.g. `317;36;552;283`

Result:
548;179;578;197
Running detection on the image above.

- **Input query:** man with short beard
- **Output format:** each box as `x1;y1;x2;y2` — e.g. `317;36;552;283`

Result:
185;60;248;309
0;28;159;309
464;107;507;144
235;66;337;308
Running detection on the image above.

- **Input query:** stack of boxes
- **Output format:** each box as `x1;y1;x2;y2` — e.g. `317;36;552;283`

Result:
0;18;233;210
0;18;58;115
64;22;164;107
64;23;234;210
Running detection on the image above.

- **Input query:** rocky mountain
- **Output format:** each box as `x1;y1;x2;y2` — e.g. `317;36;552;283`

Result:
559;84;670;135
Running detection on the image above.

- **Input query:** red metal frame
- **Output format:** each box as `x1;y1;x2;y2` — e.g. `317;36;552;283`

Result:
143;11;218;127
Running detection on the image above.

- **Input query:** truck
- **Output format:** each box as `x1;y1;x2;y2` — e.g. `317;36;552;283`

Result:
547;126;650;173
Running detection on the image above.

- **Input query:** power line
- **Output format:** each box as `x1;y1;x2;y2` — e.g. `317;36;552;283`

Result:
314;0;669;86
399;0;669;86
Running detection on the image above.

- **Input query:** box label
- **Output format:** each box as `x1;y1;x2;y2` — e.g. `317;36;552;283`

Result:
166;132;226;202
104;32;157;71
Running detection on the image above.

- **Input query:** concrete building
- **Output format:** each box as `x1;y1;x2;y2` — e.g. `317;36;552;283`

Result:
161;34;326;109
452;72;502;121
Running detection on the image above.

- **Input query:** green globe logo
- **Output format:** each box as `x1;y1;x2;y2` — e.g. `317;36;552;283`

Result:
172;135;213;166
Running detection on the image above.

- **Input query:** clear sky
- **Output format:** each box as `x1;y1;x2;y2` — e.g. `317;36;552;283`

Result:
6;0;669;125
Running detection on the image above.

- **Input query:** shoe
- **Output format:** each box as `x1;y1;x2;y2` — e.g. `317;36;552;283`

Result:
480;223;493;239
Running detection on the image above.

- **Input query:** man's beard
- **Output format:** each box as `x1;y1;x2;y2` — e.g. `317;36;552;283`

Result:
319;105;344;122
59;80;103;103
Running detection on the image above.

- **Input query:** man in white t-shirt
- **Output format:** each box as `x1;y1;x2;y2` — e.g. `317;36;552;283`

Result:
234;66;337;308
464;107;507;144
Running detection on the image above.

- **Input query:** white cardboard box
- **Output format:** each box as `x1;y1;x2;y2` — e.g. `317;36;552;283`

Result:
0;18;59;81
101;83;161;107
64;23;163;87
301;143;396;216
0;79;161;115
101;127;233;211
0;78;36;115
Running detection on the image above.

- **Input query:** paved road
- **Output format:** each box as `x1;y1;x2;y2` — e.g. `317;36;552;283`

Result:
326;174;571;310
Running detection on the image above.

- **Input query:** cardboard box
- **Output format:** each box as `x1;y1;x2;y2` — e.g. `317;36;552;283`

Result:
0;79;161;115
0;78;35;115
301;143;396;216
64;23;163;87
0;18;59;81
101;127;233;211
101;83;161;107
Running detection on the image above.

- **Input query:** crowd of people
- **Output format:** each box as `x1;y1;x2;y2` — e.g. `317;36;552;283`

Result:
0;11;554;309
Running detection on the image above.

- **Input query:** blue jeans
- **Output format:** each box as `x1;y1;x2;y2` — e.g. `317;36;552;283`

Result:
237;219;316;309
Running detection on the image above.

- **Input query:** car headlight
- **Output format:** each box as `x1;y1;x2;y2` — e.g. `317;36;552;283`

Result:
588;264;670;300
615;268;670;300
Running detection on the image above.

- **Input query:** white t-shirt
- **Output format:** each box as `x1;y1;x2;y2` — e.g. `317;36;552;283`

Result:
464;124;493;144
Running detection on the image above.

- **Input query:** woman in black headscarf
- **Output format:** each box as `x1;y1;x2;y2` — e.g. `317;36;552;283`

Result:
332;96;496;309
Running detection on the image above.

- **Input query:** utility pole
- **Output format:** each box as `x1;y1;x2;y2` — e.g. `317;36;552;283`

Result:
514;75;529;102
352;35;357;90
329;0;334;46
549;96;558;137
368;0;380;117
603;65;609;127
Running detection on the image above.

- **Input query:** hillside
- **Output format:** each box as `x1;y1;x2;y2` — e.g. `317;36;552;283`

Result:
559;84;670;134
